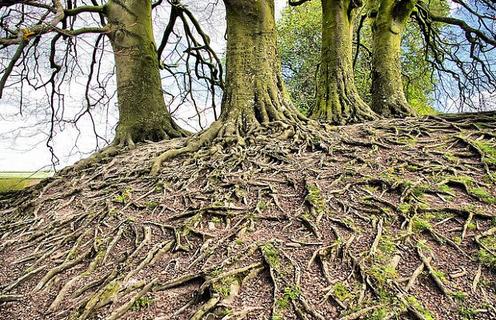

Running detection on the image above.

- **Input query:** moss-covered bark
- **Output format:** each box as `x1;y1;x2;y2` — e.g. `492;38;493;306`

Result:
370;0;417;117
218;0;305;138
151;0;307;174
107;0;187;146
311;0;376;124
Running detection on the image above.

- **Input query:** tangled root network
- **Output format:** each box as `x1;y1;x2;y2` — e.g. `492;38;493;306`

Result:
1;113;496;320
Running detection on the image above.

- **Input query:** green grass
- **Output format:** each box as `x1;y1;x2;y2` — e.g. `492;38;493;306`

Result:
0;171;52;193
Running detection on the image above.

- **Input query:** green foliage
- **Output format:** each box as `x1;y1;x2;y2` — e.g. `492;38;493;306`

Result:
277;286;301;309
277;1;321;113
277;1;440;114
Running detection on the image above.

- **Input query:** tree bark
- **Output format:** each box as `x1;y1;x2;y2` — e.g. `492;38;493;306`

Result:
218;0;304;139
151;0;307;174
106;0;187;146
370;0;417;117
311;0;376;124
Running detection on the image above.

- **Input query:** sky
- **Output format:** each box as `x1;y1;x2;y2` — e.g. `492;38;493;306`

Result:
0;1;287;172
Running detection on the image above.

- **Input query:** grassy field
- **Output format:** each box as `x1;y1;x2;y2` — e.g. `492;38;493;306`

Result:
0;172;53;193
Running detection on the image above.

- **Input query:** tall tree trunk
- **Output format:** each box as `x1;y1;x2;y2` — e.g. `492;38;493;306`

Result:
106;0;187;146
311;0;376;124
218;0;304;139
370;0;417;117
151;0;306;174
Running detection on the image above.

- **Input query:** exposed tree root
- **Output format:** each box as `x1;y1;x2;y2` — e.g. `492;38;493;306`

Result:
1;113;496;319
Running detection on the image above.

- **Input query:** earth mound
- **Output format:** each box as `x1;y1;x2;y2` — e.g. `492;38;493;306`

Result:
1;113;496;320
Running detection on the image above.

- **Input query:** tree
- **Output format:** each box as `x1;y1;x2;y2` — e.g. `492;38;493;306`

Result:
277;1;438;117
368;0;418;117
0;0;221;151
107;0;188;145
311;0;376;123
152;0;307;173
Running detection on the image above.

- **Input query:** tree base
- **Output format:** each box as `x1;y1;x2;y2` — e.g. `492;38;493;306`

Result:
150;115;316;175
310;98;378;125
1;113;496;320
372;99;417;118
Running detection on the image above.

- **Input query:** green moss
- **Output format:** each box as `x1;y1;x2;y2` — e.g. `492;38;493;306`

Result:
405;296;434;320
412;216;432;232
368;307;389;320
478;235;496;269
412;184;430;197
451;290;466;301
213;275;237;298
369;263;398;285
452;236;462;245
441;175;496;203
398;203;411;214
472;140;496;165
114;188;132;204
332;282;352;301
443;152;458;164
84;280;121;310
210;267;223;278
458;306;477;319
416;240;431;253
305;183;326;214
145;201;159;209
211;216;222;224
432;269;447;283
378;236;396;256
437;184;453;193
131;295;154;311
261;243;280;269
154;182;165;193
258;199;268;211
363;185;379;193
469;187;496;204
